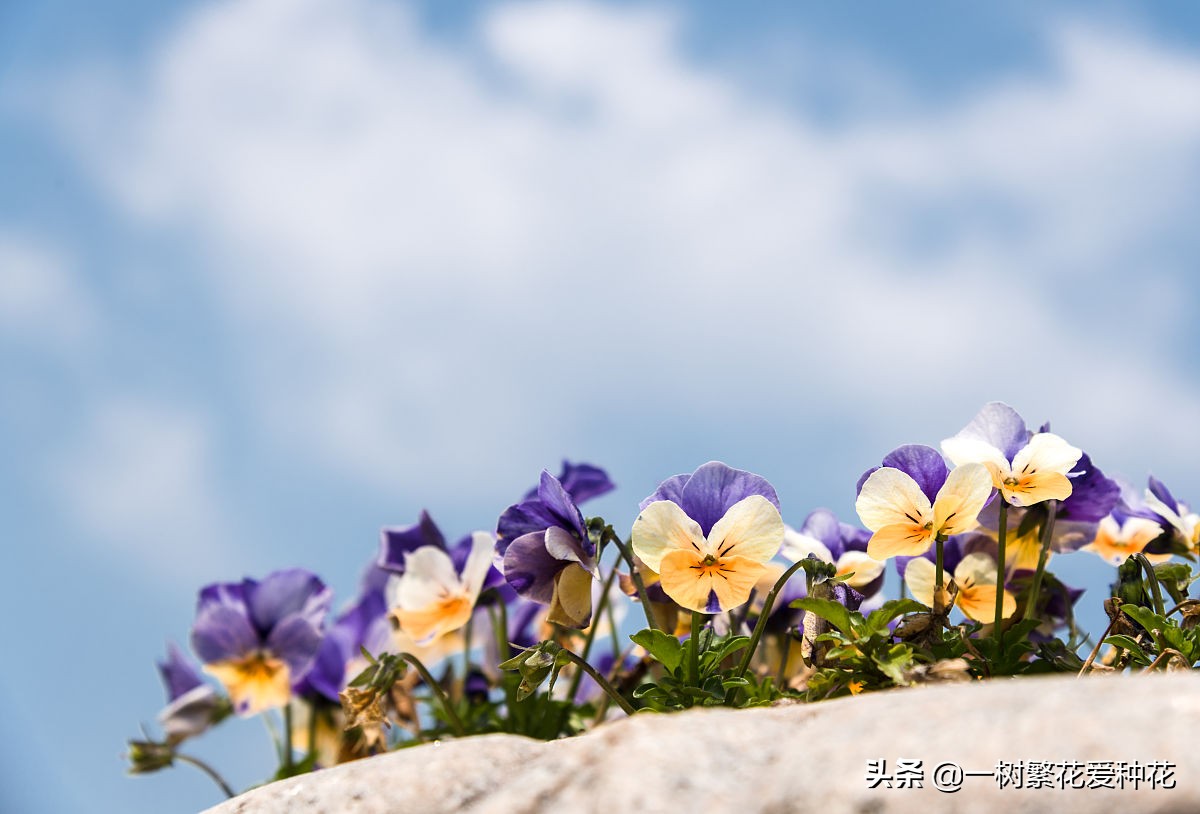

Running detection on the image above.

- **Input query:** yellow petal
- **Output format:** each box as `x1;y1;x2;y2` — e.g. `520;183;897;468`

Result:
932;463;992;537
706;495;784;564
1005;529;1044;572
856;468;933;532
204;655;291;717
956;584;1015;622
902;557;936;608
394;594;473;643
866;522;933;559
547;562;595;628
1002;471;1073;507
1011;433;1082;479
631;500;707;572
836;550;884;589
658;549;765;613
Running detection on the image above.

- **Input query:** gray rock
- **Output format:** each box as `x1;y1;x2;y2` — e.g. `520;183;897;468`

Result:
204;673;1200;813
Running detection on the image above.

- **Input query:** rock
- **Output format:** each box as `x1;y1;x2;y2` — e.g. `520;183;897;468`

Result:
204;673;1200;814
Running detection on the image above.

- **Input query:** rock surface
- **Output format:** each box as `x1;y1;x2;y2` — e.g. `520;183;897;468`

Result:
205;673;1200;813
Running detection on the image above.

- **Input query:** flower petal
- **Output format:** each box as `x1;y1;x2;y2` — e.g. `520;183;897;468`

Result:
780;526;834;564
956;584;1015;622
855;468;933;532
796;508;844;553
501;531;559;603
932;463;992;537
940;437;1009;485
547;562;594;628
953;552;1000;589
835;550;885;589
658;549;764;613
460;531;498;601
866;523;934;559
678;461;780;536
945;402;1030;462
1004;471;1074;507
902;557;936;608
880;445;950;504
247;569;331;635
706;495;784;564
1011;433;1083;479
631;500;706;572
395;546;462;608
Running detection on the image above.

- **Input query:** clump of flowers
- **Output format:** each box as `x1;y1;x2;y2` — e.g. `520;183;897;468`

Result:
125;417;1200;802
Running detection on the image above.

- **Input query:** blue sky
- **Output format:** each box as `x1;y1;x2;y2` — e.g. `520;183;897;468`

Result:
3;1;1200;811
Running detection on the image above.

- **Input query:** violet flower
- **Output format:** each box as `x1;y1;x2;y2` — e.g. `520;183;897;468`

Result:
497;471;601;628
156;642;223;743
855;445;992;560
190;569;331;717
780;509;883;598
630;461;784;613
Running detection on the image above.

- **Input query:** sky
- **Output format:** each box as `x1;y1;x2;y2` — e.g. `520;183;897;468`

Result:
3;1;1200;811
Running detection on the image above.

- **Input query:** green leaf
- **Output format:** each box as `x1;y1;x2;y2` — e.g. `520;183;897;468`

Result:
863;599;927;635
1122;605;1170;635
1104;634;1151;666
631;629;684;673
871;643;915;686
789;597;858;637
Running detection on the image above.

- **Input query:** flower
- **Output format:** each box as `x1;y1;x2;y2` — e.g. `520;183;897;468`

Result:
190;569;331;717
1081;515;1167;566
522;460;615;505
780;508;883;598
904;543;1016;622
156;643;224;743
941;402;1082;507
384;531;496;644
855;445;993;560
497;471;601;628
1143;476;1200;551
631;461;784;613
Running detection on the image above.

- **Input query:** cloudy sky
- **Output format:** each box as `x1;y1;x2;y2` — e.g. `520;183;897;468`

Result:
3;1;1200;811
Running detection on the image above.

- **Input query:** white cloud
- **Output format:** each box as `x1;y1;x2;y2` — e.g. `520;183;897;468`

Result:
0;232;96;352
46;0;1200;500
47;400;242;587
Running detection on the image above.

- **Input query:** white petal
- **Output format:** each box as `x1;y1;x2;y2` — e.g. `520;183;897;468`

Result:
855;468;933;532
461;531;498;601
954;552;1000;589
903;557;936;608
631;500;707;572
706;495;785;564
933;463;993;536
779;526;834;564
940;436;1010;478
1011;433;1082;478
836;550;884;589
396;546;460;609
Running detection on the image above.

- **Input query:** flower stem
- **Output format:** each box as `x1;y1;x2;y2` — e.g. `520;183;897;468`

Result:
609;534;660;631
283;702;294;775
305;701;318;766
1023;500;1058;622
1078;613;1119;678
776;632;793;687
735;559;807;680
689;610;703;687
175;753;236;799
554;647;637;716
994;499;1009;642
933;535;946;617
567;561;619;702
1133;553;1167;616
399;652;467;737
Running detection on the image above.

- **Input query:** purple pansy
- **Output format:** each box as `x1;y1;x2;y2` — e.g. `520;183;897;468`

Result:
156;643;223;743
522;460;616;506
190;568;332;717
497;470;600;628
378;511;505;596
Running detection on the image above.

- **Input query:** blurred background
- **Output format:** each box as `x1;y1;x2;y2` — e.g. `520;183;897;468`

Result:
3;0;1200;811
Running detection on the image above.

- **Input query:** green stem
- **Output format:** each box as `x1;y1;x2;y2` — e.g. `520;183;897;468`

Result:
175;753;236;799
261;710;282;762
609;534;660;631
567;562;619;702
994;499;1009;641
399;652;467;737
1023;500;1058;621
735;559;808;680
554;647;637;716
933;535;946;617
689;610;703;687
305;701;318;766
283;702;294;774
776;632;793;687
1133;554;1167;616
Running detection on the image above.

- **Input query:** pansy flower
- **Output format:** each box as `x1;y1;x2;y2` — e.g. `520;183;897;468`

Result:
384;532;496;645
902;535;1016;622
191;569;331;717
522;460;616;505
1081;514;1167;566
631;461;784;614
855;445;992;560
156;642;224;743
1143;476;1200;551
780;509;884;598
941;402;1082;507
497;471;602;628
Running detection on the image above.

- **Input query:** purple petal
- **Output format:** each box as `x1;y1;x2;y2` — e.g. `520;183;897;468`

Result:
246;569;331;635
639;473;690;511
525;461;615;505
798;509;845;557
1148;475;1182;514
449;534;506;593
838;522;872;554
294;625;354;702
191;603;260;664
880;445;949;504
855;465;880;497
1058;454;1120;522
379;511;447;573
951;402;1030;462
535;471;589;543
501;531;561;604
704;590;722;613
496;499;562;553
678;461;780;536
196;581;247;616
158;642;205;702
266;614;325;678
